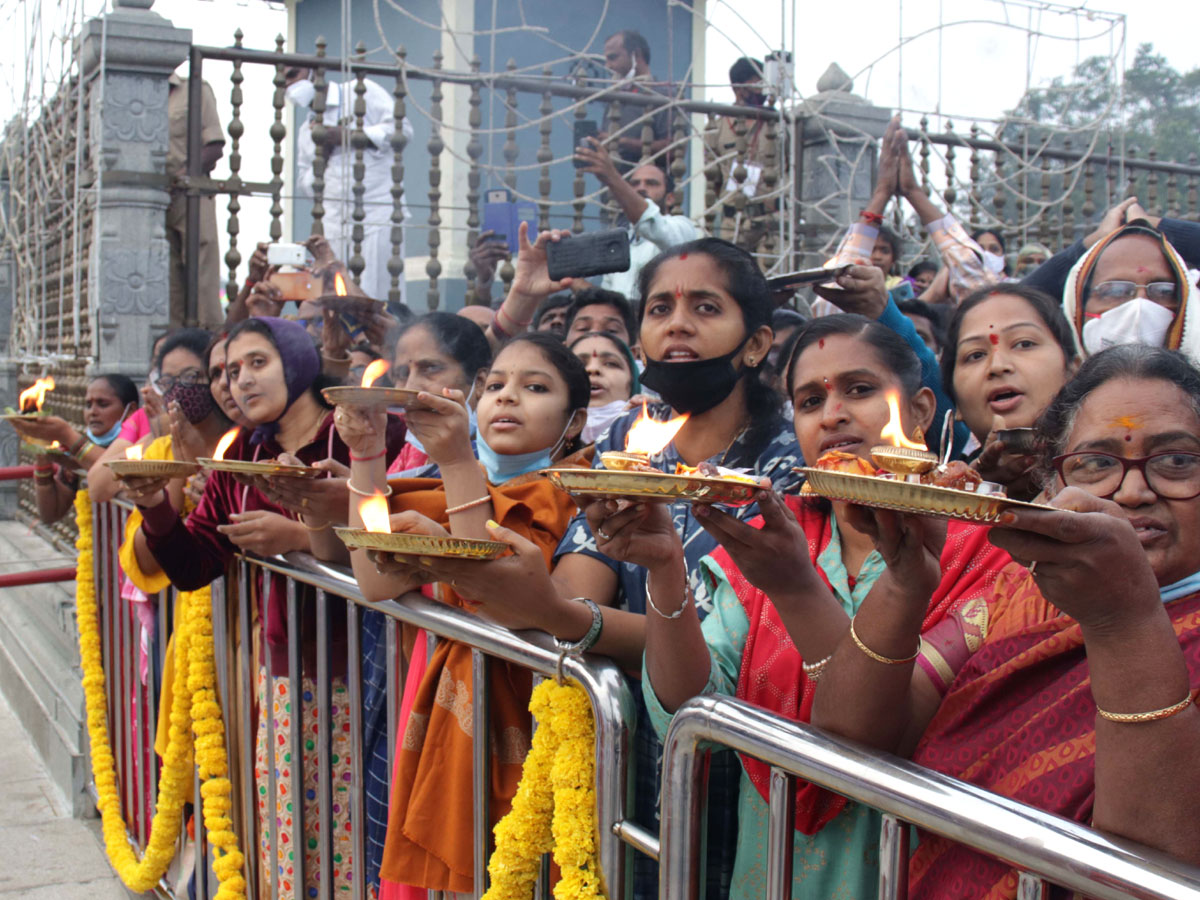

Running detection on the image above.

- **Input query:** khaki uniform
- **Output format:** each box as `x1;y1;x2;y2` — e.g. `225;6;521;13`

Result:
166;74;224;328
705;115;774;259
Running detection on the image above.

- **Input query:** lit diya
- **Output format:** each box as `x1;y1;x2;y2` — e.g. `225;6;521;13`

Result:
545;405;760;505
321;357;424;408
3;376;55;420
317;271;383;316
105;442;201;480
197;428;323;479
335;490;508;560
800;391;1054;522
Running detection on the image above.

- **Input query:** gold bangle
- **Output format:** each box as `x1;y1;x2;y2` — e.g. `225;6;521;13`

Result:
300;516;332;532
445;495;491;515
849;617;922;665
347;481;392;498
1097;691;1194;724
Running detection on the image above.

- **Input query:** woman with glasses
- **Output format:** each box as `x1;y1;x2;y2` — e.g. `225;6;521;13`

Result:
811;343;1200;898
1061;220;1200;361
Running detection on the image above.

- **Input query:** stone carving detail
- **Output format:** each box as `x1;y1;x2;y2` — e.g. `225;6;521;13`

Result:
102;74;168;146
100;242;169;317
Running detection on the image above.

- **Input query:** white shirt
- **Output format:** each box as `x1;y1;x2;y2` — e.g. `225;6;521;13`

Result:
601;198;703;300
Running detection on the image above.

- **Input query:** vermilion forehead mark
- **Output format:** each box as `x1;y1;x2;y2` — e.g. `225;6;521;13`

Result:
822;377;831;389
679;252;688;260
1113;415;1143;430
675;285;683;299
988;334;999;345
818;338;825;349
1125;434;1133;441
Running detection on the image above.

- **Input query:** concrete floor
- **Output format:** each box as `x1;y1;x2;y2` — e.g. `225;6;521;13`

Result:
0;683;140;899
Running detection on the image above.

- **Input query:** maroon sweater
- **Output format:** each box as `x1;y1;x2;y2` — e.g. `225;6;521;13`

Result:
143;411;406;675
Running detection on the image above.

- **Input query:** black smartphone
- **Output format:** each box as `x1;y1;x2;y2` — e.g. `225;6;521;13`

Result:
765;265;853;293
573;119;599;168
546;229;631;281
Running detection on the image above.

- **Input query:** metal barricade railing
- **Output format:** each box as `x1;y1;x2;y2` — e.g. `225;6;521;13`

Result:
659;694;1200;900
86;499;637;899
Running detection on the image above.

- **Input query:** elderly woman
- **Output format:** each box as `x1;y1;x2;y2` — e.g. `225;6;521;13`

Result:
812;343;1200;898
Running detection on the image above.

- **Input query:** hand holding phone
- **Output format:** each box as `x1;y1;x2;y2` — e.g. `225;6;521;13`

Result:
573;120;599;168
545;228;630;281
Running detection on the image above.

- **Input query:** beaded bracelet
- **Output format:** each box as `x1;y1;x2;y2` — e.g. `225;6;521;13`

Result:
849;617;922;665
445;495;492;515
1097;691;1194;724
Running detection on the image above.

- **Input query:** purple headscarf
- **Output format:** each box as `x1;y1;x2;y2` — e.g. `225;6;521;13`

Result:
226;316;322;444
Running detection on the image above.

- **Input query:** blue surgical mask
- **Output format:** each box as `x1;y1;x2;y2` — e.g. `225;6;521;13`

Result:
86;402;133;448
476;415;575;485
1160;569;1200;604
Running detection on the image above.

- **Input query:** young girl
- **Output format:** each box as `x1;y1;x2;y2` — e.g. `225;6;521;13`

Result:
569;330;639;443
334;332;588;896
126;316;407;900
641;315;1011;898
942;285;1079;498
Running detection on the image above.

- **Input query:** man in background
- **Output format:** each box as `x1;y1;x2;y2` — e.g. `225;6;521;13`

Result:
601;29;670;166
166;73;225;328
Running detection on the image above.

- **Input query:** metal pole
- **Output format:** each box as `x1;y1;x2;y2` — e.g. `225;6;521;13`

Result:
185;48;203;328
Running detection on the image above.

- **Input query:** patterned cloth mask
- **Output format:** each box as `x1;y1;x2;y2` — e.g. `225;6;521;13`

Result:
164;381;215;424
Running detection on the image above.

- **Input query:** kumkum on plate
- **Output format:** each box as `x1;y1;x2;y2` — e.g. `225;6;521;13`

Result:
196;458;324;479
105;459;202;480
541;467;759;506
335;528;508;560
800;467;1054;523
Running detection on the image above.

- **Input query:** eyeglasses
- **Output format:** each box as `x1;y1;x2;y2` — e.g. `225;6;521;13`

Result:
1090;281;1178;306
154;370;209;392
1053;451;1200;500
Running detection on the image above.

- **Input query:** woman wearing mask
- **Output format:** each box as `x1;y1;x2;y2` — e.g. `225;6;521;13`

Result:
122;316;407;900
18;373;138;524
1062;220;1200;362
640;315;1010;897
404;237;803;898
942;285;1080;499
388;311;491;474
569;330;639;443
812;344;1200;897
335;332;589;897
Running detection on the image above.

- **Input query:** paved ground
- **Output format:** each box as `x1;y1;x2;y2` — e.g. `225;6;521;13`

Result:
0;685;139;898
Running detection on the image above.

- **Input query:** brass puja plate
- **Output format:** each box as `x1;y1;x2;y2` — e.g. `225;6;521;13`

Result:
196;458;323;479
321;386;424;408
1;413;43;422
335;528;508;560
800;467;1053;523
106;459;201;479
541;467;759;506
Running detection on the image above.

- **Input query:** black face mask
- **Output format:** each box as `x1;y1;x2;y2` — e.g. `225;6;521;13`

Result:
640;344;746;415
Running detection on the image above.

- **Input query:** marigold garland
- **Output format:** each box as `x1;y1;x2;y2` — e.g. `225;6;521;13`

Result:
74;490;246;898
483;679;605;900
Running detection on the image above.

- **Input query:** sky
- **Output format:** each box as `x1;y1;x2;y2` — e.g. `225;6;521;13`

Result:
1;0;1197;295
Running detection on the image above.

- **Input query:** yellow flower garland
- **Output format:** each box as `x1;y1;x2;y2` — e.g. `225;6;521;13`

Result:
483;679;605;900
74;490;246;898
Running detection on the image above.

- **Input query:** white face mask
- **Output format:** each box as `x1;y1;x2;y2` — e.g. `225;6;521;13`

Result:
981;251;1006;276
284;79;316;108
1081;297;1176;355
582;400;628;444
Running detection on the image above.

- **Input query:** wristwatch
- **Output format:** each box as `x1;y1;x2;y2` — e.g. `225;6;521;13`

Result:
555;597;604;656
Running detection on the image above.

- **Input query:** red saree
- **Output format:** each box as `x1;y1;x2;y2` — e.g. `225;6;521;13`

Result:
708;496;1011;834
910;563;1200;899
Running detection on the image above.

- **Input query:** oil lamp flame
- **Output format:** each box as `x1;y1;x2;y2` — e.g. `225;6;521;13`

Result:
624;404;689;456
125;444;144;461
359;491;392;534
18;376;55;413
334;273;348;297
213;428;239;461
361;358;389;388
879;391;928;451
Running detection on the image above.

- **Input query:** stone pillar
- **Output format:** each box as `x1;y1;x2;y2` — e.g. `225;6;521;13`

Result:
0;224;17;518
795;63;892;267
78;0;190;376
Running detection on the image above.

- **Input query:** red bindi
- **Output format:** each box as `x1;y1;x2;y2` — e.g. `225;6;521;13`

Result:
675;286;683;300
679;251;688;260
822;377;831;389
818;338;825;349
988;334;999;345
1125;434;1133;442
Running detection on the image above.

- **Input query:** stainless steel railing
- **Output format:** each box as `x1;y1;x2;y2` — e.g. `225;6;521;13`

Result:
658;694;1200;900
88;500;636;900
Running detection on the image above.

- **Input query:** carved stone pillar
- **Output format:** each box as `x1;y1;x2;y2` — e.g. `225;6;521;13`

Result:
796;63;892;267
78;0;190;377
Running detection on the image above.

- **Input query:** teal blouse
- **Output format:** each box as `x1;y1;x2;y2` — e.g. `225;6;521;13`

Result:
644;518;887;899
